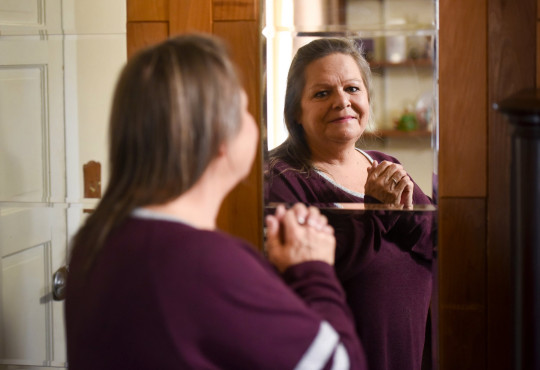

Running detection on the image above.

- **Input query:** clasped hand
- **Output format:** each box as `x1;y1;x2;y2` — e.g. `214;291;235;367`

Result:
365;160;414;209
265;204;336;273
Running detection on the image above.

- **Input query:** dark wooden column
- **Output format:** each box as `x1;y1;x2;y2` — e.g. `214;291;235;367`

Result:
496;89;540;370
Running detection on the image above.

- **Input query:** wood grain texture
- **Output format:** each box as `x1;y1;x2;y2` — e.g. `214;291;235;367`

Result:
487;1;536;369
127;0;168;21
214;20;263;249
127;22;169;58
438;308;486;370
438;197;486;370
538;21;540;87
213;0;257;21
169;0;212;35
439;0;487;198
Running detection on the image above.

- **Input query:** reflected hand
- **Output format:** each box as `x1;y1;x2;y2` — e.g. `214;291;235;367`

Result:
365;160;413;209
265;204;335;273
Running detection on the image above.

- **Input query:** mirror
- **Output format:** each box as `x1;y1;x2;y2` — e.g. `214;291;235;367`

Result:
0;1;125;366
262;1;438;369
263;0;438;201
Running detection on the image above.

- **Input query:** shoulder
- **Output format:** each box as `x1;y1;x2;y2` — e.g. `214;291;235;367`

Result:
113;218;265;273
122;218;282;301
265;158;307;190
265;158;305;177
265;159;330;204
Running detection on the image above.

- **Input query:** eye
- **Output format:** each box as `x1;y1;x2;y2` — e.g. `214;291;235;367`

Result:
314;90;329;98
346;86;360;93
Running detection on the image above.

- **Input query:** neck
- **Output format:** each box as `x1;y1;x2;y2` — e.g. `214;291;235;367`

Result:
143;163;234;230
310;142;359;168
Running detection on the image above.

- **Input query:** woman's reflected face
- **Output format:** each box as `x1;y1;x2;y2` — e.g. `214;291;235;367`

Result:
298;53;370;149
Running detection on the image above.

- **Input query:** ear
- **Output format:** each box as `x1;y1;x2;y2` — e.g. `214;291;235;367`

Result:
217;141;228;157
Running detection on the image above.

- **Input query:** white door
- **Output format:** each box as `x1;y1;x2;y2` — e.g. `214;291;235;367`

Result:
0;1;126;368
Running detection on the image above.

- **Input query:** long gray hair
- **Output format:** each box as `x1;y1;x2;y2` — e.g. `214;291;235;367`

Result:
71;34;242;272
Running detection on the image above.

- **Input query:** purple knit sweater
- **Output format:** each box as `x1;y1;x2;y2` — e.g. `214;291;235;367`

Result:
66;214;367;369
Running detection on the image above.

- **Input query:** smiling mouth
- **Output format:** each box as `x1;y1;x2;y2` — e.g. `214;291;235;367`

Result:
330;116;357;123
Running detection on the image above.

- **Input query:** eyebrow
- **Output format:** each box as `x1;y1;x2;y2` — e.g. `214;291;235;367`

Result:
306;79;364;90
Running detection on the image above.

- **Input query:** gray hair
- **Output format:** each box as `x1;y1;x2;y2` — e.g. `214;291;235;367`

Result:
71;33;242;272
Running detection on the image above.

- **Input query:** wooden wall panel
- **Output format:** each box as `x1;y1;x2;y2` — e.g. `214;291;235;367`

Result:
126;22;169;58
213;22;260;117
487;1;536;369
214;20;263;248
438;0;537;368
438;309;486;370
438;0;488;368
127;0;168;21
538;21;540;87
439;0;487;198
213;0;257;21
438;198;486;370
169;0;212;35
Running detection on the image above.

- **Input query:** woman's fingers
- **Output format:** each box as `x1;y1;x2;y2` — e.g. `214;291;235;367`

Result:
265;203;336;271
365;160;415;206
288;204;330;231
400;178;414;208
265;214;279;236
389;168;407;186
290;203;309;226
369;161;405;185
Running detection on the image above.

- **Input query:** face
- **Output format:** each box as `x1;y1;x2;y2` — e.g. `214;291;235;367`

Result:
226;89;259;179
298;53;370;151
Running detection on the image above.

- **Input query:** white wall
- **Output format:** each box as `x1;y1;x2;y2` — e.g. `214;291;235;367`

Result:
63;0;126;207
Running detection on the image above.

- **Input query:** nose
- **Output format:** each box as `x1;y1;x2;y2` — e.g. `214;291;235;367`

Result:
332;89;351;109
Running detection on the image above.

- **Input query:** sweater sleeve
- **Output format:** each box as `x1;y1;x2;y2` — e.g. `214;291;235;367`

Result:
157;233;367;370
282;261;366;369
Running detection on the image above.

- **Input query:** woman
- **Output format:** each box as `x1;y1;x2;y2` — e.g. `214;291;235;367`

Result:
265;38;435;370
65;34;367;369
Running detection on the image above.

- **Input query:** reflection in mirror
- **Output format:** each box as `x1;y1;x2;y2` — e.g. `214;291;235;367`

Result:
263;0;438;197
263;1;438;369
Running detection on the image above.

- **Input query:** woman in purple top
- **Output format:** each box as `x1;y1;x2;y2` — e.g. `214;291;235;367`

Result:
65;34;367;369
265;38;435;370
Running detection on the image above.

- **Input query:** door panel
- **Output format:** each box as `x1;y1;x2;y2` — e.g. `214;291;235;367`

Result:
0;0;126;368
2;240;50;365
0;66;47;202
0;205;68;367
0;33;68;367
0;2;66;364
1;0;126;367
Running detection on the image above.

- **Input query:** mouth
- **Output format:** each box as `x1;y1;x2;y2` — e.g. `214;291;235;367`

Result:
330;115;357;123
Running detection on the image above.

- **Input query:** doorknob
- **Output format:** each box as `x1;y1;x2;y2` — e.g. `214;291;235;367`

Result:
52;265;69;301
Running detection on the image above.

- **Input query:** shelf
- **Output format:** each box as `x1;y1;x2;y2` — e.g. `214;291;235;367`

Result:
369;58;433;69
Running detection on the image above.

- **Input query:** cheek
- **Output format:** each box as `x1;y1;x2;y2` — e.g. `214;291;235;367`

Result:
354;97;370;114
246;115;259;146
299;103;323;125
